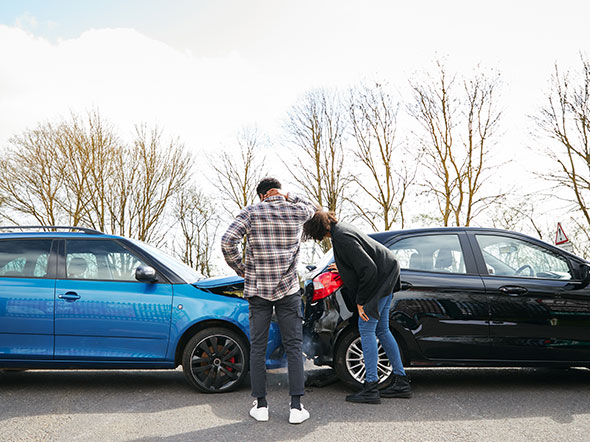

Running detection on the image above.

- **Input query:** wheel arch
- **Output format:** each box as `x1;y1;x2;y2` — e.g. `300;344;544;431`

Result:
388;324;411;365
332;318;355;360
174;319;250;367
332;318;411;366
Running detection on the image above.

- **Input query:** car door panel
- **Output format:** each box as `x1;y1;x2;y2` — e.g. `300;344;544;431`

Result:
392;271;489;359
387;232;490;360
54;280;173;360
470;232;590;362
484;277;590;362
0;278;55;359
54;239;173;361
0;239;55;359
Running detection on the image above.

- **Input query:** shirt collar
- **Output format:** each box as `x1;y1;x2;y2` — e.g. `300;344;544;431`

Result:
263;195;285;203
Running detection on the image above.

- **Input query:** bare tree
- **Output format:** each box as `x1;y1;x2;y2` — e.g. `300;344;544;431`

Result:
210;127;267;215
408;61;503;226
285;88;351;215
569;218;590;259
488;195;547;239
75;111;122;233
348;81;417;231
127;124;192;244
0;112;192;245
0;120;75;226
533;54;590;239
174;186;219;276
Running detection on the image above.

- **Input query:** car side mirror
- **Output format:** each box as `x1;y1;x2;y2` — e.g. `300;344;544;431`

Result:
136;265;158;283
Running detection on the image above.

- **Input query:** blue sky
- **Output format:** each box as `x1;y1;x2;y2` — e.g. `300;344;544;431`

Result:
0;0;184;40
0;1;296;58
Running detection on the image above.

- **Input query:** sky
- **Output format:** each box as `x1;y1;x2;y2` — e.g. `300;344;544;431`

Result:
0;0;589;249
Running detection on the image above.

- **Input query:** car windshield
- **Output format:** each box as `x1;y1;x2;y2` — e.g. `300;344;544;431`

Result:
129;239;204;283
302;250;335;280
315;250;335;270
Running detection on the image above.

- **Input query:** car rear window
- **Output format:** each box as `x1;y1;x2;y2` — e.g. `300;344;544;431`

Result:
66;239;149;281
389;234;467;274
0;239;52;278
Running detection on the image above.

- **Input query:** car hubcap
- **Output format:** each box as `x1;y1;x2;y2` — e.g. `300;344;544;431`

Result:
190;334;245;391
345;337;392;384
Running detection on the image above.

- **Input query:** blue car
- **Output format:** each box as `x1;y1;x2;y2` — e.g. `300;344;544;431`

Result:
0;226;285;393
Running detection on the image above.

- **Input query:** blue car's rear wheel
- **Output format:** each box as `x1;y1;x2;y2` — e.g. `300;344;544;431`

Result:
182;327;249;393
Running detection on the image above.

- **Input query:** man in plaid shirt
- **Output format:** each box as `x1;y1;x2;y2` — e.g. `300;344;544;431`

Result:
221;177;316;424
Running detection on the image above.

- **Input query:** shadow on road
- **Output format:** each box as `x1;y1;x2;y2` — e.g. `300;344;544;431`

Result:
1;366;589;441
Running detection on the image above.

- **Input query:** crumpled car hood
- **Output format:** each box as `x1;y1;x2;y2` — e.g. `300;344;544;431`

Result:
193;275;244;289
192;275;245;299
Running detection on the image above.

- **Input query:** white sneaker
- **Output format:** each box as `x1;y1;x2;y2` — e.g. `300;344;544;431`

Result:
289;405;310;424
249;400;269;422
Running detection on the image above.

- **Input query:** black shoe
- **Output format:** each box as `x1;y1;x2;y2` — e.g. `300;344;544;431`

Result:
345;381;381;404
380;375;412;398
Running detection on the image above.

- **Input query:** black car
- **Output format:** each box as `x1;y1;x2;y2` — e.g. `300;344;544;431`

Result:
302;227;590;388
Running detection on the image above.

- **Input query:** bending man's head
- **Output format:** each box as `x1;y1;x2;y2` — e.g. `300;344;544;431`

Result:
303;210;338;241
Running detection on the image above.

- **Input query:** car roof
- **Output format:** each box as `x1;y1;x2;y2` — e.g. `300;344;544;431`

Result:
371;226;541;240
0;226;121;240
369;226;585;262
0;232;122;240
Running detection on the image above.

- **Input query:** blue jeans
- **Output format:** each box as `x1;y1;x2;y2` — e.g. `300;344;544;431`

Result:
358;294;406;383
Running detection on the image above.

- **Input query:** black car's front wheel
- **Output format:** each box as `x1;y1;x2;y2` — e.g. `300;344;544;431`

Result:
334;327;398;389
182;327;249;393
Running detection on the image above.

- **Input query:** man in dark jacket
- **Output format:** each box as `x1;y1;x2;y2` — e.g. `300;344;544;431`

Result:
303;210;412;403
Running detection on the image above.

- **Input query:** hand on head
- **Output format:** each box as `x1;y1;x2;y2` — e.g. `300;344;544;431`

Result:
263;188;288;200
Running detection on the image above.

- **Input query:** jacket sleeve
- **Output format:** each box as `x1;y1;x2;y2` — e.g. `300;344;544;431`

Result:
221;209;251;277
341;235;378;306
286;194;317;221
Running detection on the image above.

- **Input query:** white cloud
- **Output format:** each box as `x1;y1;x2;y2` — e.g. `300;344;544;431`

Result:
0;25;295;160
0;8;589;223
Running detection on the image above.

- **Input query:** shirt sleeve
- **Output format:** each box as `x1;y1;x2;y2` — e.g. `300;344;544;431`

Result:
221;209;251;277
286;194;317;221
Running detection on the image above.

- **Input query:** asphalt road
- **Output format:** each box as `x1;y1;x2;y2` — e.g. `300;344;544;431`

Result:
1;364;590;442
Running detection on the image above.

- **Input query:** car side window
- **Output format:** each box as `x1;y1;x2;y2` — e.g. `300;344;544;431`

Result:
388;234;467;274
66;239;149;282
475;235;572;280
0;239;52;278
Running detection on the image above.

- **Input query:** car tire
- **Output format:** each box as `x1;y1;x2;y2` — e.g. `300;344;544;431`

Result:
334;327;398;389
182;327;249;393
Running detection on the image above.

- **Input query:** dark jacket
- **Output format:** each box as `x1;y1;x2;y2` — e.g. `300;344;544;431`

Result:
330;222;400;319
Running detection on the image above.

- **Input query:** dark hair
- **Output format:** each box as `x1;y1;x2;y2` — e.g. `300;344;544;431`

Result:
303;210;338;241
256;177;282;197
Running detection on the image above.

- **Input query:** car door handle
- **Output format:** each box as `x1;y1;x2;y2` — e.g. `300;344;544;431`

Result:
58;291;81;301
498;286;528;296
400;281;413;291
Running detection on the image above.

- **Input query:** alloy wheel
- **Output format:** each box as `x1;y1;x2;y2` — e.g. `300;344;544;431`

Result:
189;334;245;392
345;337;392;384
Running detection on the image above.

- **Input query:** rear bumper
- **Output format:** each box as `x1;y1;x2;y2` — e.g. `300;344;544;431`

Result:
303;282;353;367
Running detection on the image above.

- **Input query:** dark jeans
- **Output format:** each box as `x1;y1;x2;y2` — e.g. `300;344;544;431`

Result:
248;293;304;398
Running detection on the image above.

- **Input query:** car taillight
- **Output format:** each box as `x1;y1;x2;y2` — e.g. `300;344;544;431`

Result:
312;272;343;302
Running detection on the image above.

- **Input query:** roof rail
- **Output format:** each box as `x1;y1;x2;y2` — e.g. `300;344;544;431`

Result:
0;226;103;235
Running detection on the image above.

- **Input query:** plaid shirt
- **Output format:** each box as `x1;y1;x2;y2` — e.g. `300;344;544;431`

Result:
221;194;316;301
